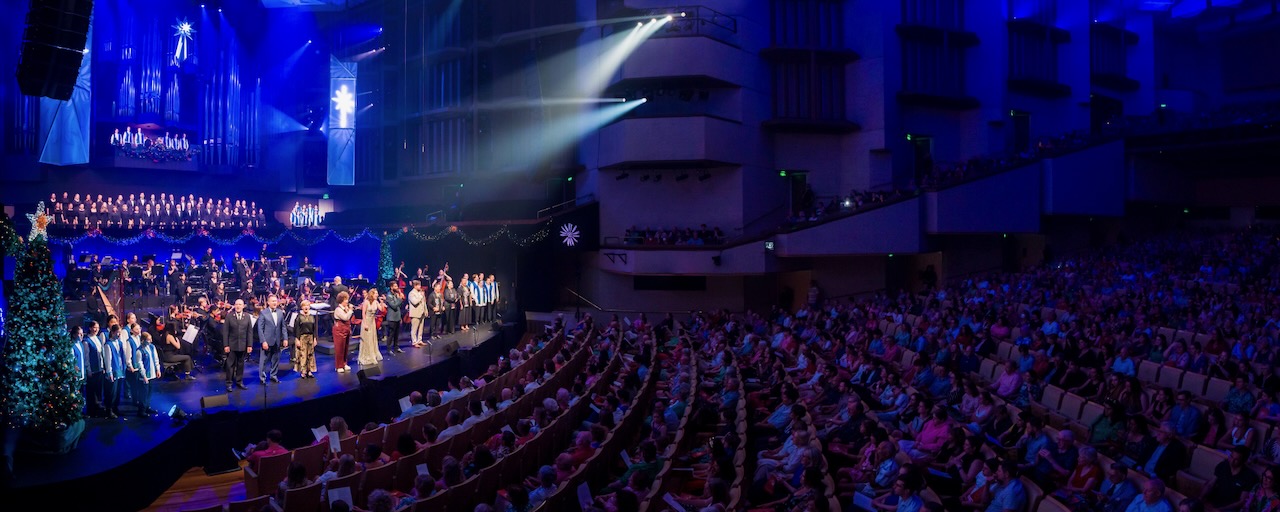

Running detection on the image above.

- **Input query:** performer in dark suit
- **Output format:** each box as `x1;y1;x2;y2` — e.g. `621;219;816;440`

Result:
256;294;289;384
222;299;253;390
328;276;349;302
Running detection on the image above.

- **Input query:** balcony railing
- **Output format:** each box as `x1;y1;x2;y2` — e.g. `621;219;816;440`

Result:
605;5;737;45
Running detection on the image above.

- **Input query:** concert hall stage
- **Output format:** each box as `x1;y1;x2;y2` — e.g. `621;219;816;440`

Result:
5;323;519;511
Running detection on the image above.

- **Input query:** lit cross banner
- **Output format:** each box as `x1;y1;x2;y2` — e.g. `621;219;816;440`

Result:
172;18;195;66
328;56;357;186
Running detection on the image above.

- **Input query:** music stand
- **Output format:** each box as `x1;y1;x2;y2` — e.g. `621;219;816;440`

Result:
350;279;370;289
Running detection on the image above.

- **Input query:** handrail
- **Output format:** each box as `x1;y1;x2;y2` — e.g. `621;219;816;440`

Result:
563;287;605;311
536;197;578;219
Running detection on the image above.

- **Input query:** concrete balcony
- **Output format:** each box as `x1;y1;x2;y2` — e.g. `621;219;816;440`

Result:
597;116;746;169
597;242;773;275
775;198;926;256
616;36;749;87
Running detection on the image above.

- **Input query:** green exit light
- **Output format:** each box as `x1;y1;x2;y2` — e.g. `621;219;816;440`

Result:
1183;208;1190;214
888;253;894;258
1003;233;1008;238
1160;103;1167;108
567;176;573;182
322;193;329;200
905;134;913;141
459;183;465;188
778;170;787;177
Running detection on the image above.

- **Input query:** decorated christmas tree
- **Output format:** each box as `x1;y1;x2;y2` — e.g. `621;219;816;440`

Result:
0;203;84;441
377;231;394;293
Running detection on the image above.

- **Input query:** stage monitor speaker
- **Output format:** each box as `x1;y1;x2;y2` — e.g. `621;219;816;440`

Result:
440;340;460;358
356;367;382;385
16;0;94;101
200;394;229;410
200;393;237;417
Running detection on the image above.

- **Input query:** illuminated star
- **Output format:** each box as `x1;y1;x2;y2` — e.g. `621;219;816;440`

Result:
332;84;355;128
173;18;195;39
172;18;195;65
27;201;51;241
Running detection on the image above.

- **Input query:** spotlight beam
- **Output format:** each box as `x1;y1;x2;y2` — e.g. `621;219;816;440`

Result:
577;16;670;97
511;99;646;168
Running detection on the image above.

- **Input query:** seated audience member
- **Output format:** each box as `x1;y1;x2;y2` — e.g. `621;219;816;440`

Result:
241;429;288;471
277;461;313;505
1200;446;1257;511
396;473;436;509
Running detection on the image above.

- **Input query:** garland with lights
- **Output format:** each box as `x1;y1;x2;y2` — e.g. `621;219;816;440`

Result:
0;204;85;439
41;223;553;248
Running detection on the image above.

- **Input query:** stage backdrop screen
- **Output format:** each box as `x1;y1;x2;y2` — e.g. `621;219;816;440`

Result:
328;56;356;186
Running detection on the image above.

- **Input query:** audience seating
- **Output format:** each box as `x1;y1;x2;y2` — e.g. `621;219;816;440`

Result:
243;450;292;499
225;495;270;512
274;480;323;512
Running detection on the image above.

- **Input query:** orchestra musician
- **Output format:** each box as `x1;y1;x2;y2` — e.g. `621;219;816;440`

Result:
328;276;349;303
395;262;408;289
156;304;195;378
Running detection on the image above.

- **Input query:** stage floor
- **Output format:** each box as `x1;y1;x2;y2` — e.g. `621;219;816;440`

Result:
7;325;501;490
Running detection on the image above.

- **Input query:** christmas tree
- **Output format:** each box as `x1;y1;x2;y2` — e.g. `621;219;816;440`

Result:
0;203;84;434
377;232;394;293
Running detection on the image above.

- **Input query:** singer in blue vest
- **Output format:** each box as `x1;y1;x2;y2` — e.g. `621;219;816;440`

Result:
83;322;106;417
257;294;290;384
70;325;87;414
104;325;129;419
134;332;162;417
125;324;144;413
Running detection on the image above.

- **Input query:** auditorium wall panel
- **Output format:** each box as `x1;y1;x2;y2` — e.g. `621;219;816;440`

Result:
1042;141;1125;216
926;163;1042;234
597;167;745;242
582;260;747;313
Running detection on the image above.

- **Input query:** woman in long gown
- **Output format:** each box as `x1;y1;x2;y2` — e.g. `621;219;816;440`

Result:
332;291;354;373
457;275;473;331
358;289;385;366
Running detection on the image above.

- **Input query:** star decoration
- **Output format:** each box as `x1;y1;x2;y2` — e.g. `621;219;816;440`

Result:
172;18;196;65
332;84;355;129
173;19;195;39
27;202;51;241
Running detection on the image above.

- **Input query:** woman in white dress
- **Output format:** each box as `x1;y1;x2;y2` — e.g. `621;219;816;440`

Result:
357;289;385;366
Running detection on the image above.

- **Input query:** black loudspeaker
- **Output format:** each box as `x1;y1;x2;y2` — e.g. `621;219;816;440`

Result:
200;393;236;417
16;0;94;101
440;340;460;357
356;367;382;385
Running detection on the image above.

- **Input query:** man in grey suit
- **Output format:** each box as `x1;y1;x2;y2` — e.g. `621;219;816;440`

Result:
222;299;253;390
407;280;426;348
257;294;289;383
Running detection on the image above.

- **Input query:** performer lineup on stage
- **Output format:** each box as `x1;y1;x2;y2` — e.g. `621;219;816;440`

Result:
69;249;505;419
